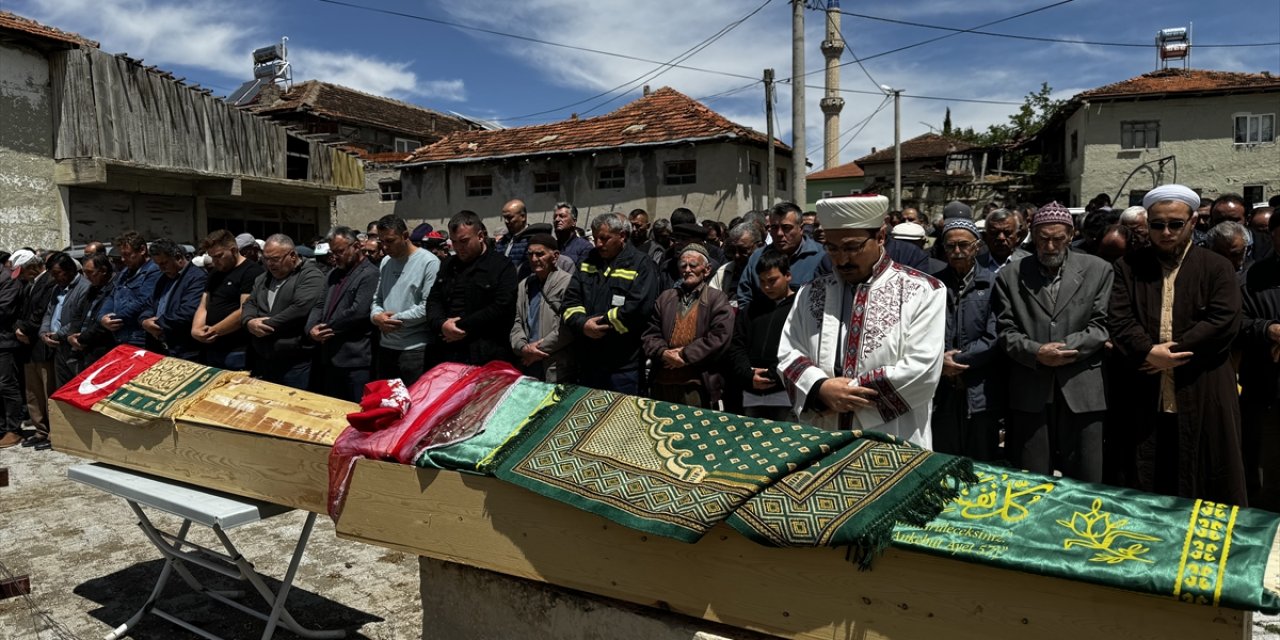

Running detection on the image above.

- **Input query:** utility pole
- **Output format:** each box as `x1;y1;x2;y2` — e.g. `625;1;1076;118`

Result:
791;0;806;204
764;68;776;205
892;88;902;211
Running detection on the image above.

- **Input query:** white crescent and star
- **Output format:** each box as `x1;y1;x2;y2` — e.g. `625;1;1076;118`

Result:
76;350;151;395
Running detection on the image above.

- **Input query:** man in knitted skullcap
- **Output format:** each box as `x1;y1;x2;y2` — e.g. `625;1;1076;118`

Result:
776;194;945;448
992;201;1113;483
1108;184;1247;505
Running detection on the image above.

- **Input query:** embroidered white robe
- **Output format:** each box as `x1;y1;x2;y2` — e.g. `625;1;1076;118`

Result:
776;253;946;448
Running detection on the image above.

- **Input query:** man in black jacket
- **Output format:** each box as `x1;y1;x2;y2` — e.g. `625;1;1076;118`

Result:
1241;212;1280;509
307;227;379;402
425;211;518;369
12;251;54;441
242;234;324;389
562;212;659;394
723;247;794;420
0;250;27;448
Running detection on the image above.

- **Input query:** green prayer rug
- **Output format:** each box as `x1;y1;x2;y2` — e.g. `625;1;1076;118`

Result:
891;462;1280;613
495;385;909;543
727;433;975;565
93;356;237;425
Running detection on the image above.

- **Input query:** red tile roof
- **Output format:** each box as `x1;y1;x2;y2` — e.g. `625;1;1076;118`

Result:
252;80;475;142
854;133;974;165
0;10;98;48
1078;68;1280;100
405;87;786;164
807;161;864;180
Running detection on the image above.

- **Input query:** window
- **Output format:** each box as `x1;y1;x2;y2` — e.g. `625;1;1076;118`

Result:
1245;185;1265;208
378;179;401;202
821;190;833;198
1234;113;1276;145
776;168;787;191
466;175;493;197
596;167;625;189
1120;120;1160;149
533;171;560;193
664;160;697;185
394;138;421;154
1128;190;1148;207
749;161;762;185
1070;131;1079;160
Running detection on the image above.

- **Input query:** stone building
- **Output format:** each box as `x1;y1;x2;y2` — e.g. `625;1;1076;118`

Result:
1035;69;1280;207
397;87;791;232
854;133;1005;214
0;11;362;251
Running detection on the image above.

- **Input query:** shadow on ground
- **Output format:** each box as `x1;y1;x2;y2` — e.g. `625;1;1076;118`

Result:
74;559;383;639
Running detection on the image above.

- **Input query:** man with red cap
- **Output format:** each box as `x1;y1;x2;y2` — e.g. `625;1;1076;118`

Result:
777;194;945;448
993;201;1113;483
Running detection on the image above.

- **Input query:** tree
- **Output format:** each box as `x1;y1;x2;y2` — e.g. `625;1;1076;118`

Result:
947;82;1065;172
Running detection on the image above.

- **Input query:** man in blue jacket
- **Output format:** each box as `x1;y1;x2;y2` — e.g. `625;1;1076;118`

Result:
737;202;831;312
98;231;160;348
142;239;207;360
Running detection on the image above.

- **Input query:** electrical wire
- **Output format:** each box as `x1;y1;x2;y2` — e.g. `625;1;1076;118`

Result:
834;8;1280;48
837;95;893;156
574;0;773;118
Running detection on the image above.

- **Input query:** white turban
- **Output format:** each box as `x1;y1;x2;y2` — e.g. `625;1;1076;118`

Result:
1142;184;1200;214
816;194;889;230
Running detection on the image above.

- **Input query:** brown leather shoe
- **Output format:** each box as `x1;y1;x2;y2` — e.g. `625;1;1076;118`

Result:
0;432;23;449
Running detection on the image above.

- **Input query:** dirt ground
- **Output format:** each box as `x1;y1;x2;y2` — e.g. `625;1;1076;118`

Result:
0;444;422;640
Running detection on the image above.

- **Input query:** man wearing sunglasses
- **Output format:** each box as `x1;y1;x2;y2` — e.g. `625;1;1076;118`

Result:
1108;184;1246;507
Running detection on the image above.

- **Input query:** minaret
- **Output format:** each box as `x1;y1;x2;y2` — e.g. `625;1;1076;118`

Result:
820;0;845;170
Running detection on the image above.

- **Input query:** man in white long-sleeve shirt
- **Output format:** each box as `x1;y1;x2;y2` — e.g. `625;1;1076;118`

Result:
777;194;946;448
370;214;439;385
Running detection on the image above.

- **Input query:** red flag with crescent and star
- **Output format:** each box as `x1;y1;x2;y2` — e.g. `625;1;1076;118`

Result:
52;346;164;412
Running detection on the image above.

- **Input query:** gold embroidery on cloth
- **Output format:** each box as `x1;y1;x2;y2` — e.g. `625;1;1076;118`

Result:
1173;499;1239;605
1057;498;1161;564
949;471;1055;523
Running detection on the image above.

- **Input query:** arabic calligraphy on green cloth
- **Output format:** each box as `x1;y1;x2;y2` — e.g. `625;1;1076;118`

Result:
891;462;1280;613
94;357;235;425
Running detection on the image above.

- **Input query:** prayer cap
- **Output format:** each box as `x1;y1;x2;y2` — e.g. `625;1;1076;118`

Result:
1142;184;1200;214
9;249;37;269
942;201;973;220
1033;201;1074;228
942;218;980;240
890;222;927;241
816;194;888;230
679;243;710;263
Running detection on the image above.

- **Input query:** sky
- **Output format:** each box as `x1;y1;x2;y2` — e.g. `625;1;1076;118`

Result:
9;0;1279;170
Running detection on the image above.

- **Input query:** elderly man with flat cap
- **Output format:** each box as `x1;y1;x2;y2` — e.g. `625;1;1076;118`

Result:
1108;184;1247;505
777;194;946;447
993;202;1112;483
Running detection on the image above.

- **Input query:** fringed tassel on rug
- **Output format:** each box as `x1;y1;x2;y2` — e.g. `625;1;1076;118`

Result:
844;455;979;569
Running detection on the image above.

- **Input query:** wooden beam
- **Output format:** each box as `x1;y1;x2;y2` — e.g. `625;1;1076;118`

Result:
53;158;108;186
337;460;1249;640
196;178;242;197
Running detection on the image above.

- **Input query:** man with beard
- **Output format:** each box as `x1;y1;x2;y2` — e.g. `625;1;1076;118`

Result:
931;219;1001;460
993;202;1112;482
192;230;265;369
777;194;945;447
1109;184;1246;505
306;227;379;402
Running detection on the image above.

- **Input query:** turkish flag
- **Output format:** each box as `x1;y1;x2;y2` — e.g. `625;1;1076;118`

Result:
52;346;164;412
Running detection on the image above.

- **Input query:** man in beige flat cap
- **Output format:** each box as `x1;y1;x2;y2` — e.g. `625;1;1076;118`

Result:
777;194;946;448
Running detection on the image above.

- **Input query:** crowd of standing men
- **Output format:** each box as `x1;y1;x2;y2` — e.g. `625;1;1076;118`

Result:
1;188;1278;512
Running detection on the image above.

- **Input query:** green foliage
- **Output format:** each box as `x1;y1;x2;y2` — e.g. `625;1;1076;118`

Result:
949;83;1065;148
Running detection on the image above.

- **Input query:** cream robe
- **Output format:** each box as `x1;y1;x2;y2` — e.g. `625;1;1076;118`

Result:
777;252;946;448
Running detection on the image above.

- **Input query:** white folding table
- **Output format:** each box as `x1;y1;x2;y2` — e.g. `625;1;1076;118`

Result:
68;463;345;640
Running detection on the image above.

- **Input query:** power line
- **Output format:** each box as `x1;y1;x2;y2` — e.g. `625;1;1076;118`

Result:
838;95;893;156
575;0;773;118
786;0;1076;83
835;9;1280;48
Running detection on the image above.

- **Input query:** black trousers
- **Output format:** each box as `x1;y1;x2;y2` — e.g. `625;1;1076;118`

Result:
0;350;24;433
1008;393;1103;483
375;346;425;386
314;363;372;404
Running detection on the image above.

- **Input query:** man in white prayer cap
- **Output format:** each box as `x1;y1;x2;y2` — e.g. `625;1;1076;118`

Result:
1107;183;1247;505
776;194;946;448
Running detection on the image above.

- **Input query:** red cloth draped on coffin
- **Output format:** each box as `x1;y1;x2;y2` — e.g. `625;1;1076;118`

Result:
327;361;523;520
51;345;165;411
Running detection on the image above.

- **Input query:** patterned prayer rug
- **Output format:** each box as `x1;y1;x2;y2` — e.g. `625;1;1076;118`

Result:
891;462;1280;613
727;432;975;565
92;356;239;426
496;385;876;543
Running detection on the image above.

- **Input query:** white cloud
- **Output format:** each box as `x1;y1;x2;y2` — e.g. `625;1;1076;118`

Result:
290;48;467;102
